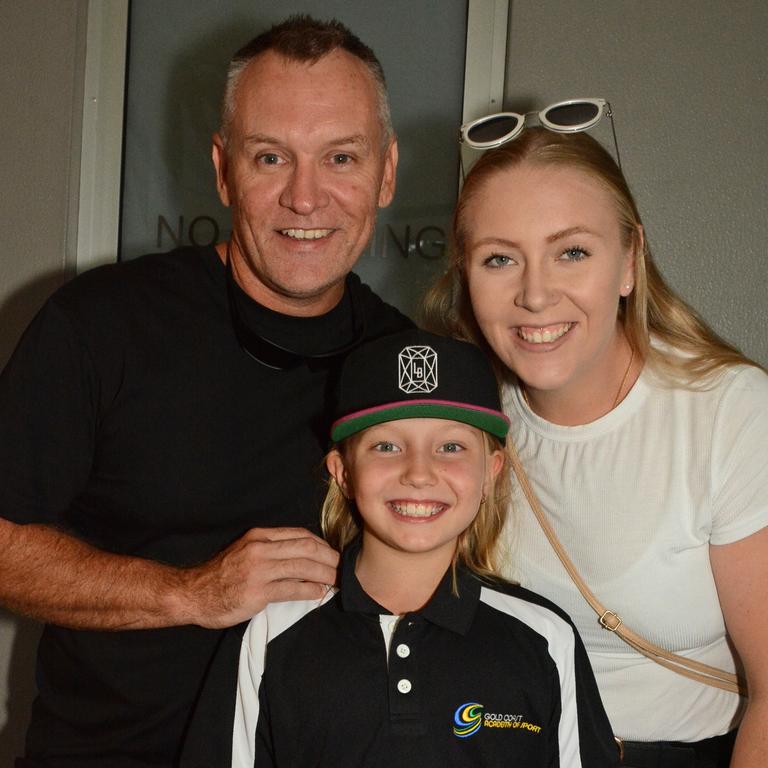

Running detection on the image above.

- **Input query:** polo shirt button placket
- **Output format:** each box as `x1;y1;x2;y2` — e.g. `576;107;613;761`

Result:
388;616;423;726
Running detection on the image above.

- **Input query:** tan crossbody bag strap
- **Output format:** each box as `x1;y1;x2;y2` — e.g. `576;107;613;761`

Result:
509;449;747;697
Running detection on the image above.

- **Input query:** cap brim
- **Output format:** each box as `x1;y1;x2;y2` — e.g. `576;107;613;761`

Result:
331;400;509;442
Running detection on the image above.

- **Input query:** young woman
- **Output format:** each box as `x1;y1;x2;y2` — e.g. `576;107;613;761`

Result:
425;123;768;767
230;329;618;767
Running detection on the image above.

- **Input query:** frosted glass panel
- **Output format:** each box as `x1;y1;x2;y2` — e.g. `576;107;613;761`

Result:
120;0;468;315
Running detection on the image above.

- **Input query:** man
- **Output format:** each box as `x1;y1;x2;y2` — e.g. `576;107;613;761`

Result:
0;16;410;766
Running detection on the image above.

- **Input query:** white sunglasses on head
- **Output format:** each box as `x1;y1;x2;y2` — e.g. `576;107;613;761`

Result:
460;98;621;166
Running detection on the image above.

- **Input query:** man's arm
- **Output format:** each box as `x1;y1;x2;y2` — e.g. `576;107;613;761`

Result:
0;516;338;630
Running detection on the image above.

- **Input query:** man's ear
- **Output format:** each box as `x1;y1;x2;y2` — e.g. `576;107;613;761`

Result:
326;450;353;499
377;137;398;208
211;133;231;207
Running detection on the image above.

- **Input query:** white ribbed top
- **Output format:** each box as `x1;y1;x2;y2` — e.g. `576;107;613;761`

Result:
501;364;768;740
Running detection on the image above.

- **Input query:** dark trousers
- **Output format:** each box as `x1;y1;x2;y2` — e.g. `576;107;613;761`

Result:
619;730;737;767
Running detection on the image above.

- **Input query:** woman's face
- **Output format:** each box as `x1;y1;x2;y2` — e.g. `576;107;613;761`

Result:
463;163;634;408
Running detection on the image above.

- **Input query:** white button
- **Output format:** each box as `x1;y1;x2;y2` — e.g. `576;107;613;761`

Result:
397;679;412;694
388;620;398;633
396;643;410;658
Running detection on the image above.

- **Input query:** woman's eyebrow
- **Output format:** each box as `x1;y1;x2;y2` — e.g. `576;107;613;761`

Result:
469;236;520;250
546;226;600;243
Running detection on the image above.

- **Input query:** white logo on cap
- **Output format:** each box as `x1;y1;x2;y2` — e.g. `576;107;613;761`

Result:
399;345;438;393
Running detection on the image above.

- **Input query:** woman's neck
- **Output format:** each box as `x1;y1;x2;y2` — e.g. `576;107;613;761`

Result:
522;331;641;426
355;536;455;615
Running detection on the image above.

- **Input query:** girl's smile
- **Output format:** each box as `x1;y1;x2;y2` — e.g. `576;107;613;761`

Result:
327;418;502;566
387;500;448;519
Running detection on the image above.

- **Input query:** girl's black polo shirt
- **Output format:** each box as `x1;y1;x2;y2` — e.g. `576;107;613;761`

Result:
231;543;619;767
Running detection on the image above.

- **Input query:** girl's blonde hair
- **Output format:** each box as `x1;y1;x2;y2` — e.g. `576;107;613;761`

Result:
423;127;762;385
321;430;511;581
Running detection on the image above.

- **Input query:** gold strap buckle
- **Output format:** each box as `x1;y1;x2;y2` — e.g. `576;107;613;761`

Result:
614;736;624;761
599;610;623;632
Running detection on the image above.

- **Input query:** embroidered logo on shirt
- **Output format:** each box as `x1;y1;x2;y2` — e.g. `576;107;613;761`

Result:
398;345;438;394
453;702;483;738
453;702;542;738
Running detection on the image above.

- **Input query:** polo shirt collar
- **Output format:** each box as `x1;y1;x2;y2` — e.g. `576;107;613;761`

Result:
338;537;481;636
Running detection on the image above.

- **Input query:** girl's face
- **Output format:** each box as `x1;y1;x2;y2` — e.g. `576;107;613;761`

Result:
327;418;502;563
463;163;634;409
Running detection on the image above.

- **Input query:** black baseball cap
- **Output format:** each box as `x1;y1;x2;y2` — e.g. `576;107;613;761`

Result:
330;329;509;442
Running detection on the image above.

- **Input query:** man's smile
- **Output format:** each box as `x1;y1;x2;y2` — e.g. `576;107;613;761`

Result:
279;228;335;240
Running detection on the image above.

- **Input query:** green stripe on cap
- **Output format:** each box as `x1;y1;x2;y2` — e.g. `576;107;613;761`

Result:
331;403;509;443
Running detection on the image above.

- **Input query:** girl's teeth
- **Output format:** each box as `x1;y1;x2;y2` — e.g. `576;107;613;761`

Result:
390;502;444;518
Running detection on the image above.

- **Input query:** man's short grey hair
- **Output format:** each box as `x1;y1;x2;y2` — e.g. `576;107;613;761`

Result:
220;15;393;149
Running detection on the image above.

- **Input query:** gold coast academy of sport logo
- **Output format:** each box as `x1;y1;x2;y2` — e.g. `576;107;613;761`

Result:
453;703;484;738
453;703;542;738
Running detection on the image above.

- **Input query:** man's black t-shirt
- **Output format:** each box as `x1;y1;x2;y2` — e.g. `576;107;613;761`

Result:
0;245;410;766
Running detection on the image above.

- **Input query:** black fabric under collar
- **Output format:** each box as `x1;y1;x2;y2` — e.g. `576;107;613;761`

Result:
338;537;481;636
225;257;367;370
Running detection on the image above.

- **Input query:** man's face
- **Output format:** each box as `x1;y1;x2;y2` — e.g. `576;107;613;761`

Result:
212;49;398;316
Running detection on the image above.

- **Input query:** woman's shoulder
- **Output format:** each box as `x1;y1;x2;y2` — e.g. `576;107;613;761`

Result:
719;361;768;390
647;336;767;393
637;360;766;443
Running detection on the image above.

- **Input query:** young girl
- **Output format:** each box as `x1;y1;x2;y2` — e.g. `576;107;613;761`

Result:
230;329;618;767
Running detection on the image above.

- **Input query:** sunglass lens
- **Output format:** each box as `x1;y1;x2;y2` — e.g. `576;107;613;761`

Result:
467;115;521;144
543;102;600;128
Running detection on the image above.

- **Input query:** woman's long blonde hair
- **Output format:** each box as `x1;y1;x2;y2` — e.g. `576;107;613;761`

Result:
321;430;511;582
423;127;762;385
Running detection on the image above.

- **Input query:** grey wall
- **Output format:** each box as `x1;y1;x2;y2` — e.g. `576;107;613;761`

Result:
0;0;85;368
0;0;88;759
504;0;767;366
0;0;765;760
